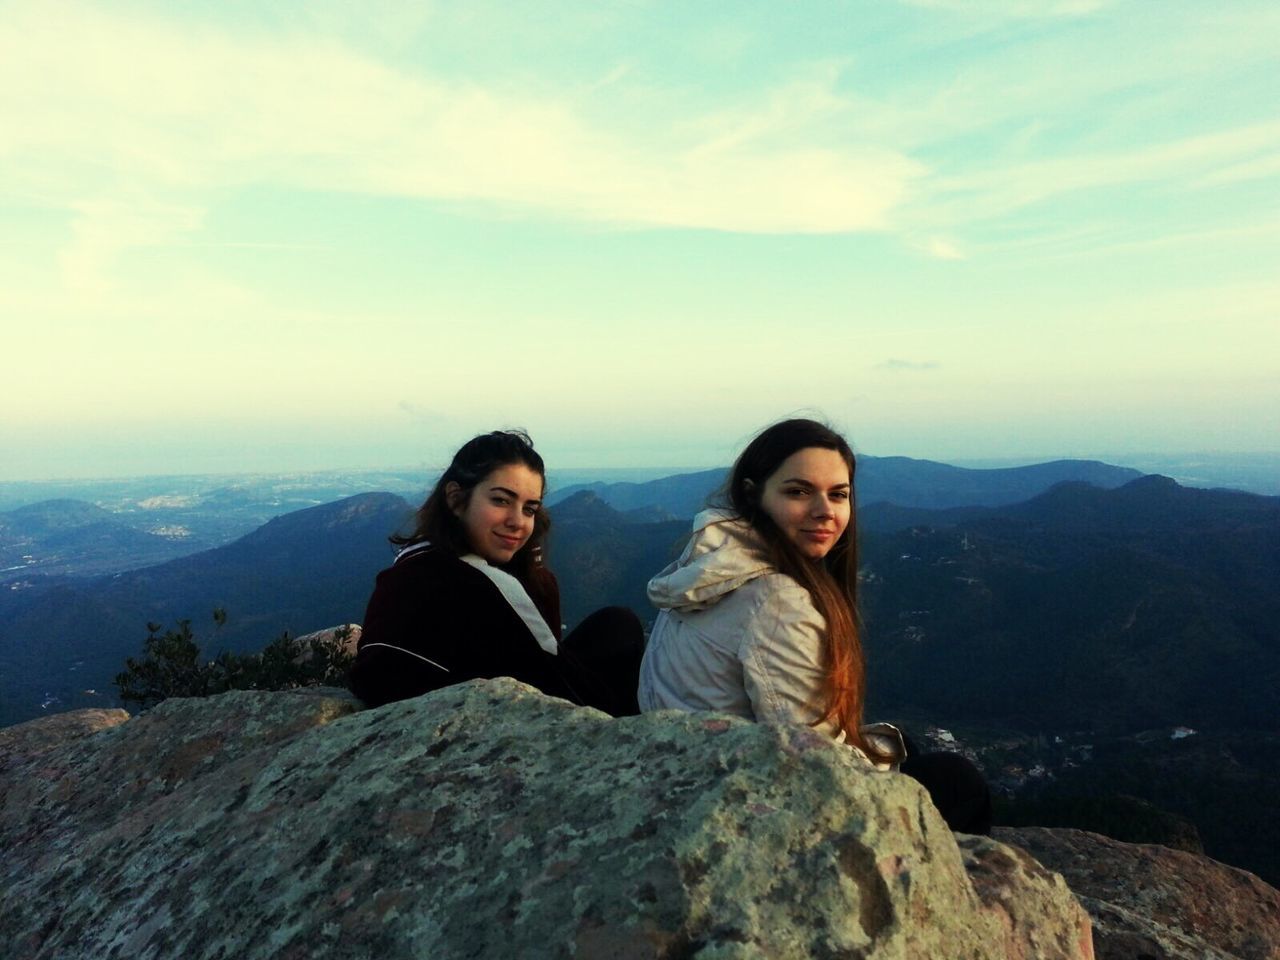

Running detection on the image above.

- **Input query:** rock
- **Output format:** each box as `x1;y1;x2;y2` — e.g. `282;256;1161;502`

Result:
0;706;130;774
1;681;1092;959
292;622;362;663
997;793;1204;854
958;833;1095;960
996;826;1280;960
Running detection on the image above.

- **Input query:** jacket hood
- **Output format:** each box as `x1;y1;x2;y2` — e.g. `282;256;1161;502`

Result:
647;509;774;612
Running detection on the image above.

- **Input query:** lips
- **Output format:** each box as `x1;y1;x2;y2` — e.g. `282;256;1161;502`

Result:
494;532;524;549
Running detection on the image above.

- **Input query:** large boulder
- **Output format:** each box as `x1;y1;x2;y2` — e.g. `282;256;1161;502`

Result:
996;827;1280;960
1;681;1091;959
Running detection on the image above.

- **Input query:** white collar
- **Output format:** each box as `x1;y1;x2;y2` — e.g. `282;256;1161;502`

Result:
393;541;558;656
457;553;559;656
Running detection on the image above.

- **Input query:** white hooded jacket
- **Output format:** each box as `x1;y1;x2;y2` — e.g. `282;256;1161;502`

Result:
638;510;904;768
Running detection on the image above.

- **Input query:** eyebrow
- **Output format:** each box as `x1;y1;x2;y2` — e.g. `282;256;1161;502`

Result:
489;485;542;505
780;478;851;490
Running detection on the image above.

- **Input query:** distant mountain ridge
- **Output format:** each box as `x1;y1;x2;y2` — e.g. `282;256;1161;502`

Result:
2;475;1278;883
547;468;727;519
857;475;1280;733
546;492;689;626
4;470;1271;730
1;498;120;531
999;474;1280;531
0;498;203;582
0;492;413;728
862;473;1280;534
546;457;1144;517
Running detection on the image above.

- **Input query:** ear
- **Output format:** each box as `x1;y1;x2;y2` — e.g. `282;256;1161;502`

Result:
741;478;758;501
445;481;464;515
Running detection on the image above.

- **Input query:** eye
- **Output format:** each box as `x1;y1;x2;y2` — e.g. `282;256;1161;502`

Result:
830;491;850;502
522;505;539;517
491;495;510;506
783;487;808;498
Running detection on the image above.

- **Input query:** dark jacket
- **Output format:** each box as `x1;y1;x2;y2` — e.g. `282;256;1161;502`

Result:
348;543;589;708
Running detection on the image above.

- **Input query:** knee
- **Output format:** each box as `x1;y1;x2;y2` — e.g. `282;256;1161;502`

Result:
572;607;644;651
900;752;992;835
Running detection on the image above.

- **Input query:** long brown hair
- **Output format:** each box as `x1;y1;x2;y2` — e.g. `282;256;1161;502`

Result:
724;419;889;762
393;430;551;588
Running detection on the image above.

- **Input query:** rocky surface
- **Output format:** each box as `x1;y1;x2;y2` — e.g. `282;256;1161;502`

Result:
0;706;129;772
293;622;362;662
997;826;1280;960
958;833;1094;960
0;680;1093;959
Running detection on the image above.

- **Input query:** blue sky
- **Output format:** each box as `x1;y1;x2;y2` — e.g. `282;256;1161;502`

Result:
3;0;1277;478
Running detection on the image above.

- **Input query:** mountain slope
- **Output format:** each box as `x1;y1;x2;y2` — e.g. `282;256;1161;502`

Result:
547;458;1144;517
0;499;203;581
0;493;413;726
860;477;1280;734
547;492;688;628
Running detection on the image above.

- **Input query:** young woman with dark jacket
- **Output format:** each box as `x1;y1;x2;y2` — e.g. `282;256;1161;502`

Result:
638;418;991;833
348;430;642;717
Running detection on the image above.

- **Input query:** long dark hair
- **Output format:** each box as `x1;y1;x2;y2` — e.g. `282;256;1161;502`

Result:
393;430;551;585
724;418;888;762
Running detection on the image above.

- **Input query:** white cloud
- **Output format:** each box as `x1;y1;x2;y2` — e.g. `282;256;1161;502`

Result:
1197;152;1280;187
0;3;917;236
897;0;1108;17
58;199;205;297
877;359;940;371
915;121;1280;227
922;237;966;260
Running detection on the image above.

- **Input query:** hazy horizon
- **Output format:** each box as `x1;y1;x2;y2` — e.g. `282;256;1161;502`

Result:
5;434;1280;484
5;1;1277;480
2;447;1276;495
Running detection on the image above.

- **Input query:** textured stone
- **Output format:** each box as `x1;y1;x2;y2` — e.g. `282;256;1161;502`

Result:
293;623;362;662
959;833;1095;960
0;707;130;774
996;826;1280;960
1;681;1092;959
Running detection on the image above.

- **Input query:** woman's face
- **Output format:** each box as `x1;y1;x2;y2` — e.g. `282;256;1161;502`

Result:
758;446;852;560
452;462;544;565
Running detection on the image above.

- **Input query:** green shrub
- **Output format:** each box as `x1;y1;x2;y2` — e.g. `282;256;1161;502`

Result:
115;611;355;709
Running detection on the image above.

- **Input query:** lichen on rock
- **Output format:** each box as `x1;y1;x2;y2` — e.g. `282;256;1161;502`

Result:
996;826;1280;960
2;680;1094;959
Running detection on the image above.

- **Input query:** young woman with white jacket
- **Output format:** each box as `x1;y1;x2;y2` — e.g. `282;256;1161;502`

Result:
638;418;990;833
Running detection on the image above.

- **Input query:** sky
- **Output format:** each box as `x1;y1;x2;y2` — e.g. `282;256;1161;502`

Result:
3;0;1278;479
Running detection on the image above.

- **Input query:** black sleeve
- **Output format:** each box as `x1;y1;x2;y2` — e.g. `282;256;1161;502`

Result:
347;558;461;707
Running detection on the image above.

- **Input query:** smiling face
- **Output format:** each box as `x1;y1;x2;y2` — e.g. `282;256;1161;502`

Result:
450;462;544;565
758;447;852;560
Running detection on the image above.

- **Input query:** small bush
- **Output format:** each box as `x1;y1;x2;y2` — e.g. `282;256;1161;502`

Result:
115;612;355;710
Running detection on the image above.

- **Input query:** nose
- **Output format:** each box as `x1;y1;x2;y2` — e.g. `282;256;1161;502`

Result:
810;495;834;519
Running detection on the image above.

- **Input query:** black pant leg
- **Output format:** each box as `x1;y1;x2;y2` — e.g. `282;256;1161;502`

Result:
560;606;644;717
900;751;993;836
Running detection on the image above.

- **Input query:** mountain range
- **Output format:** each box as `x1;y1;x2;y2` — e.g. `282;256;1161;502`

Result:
546;457;1144;516
0;493;413;727
0;499;207;581
858;475;1280;731
3;460;1272;732
2;459;1277;882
